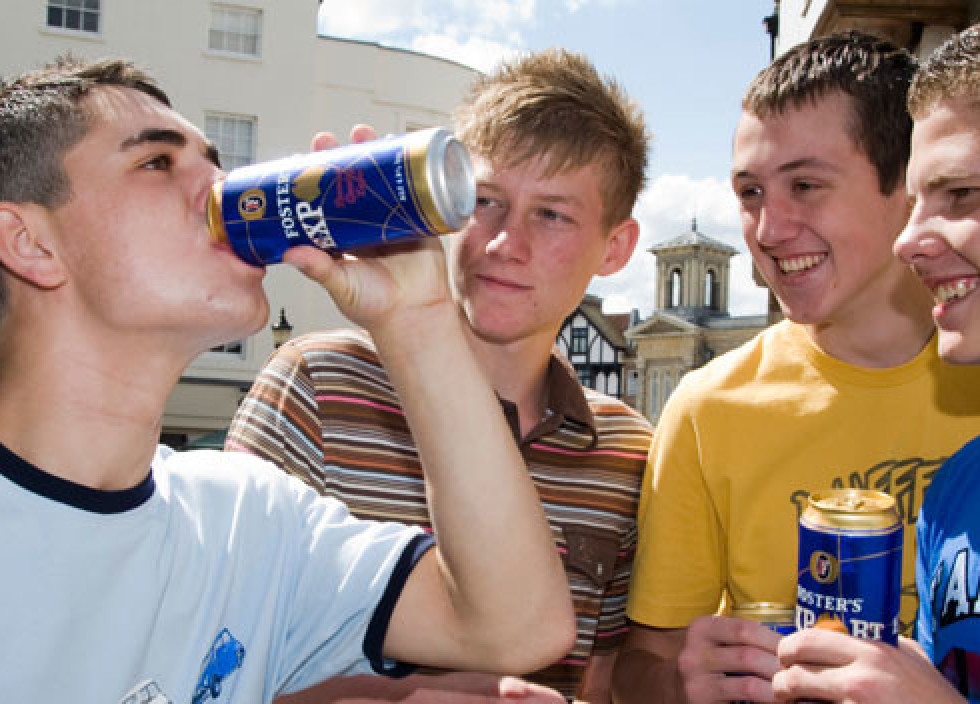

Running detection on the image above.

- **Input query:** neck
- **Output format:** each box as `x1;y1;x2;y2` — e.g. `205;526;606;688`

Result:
804;272;936;367
0;317;186;490
466;327;555;439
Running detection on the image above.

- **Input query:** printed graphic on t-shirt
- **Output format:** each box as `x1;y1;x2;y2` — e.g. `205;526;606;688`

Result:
119;679;172;704
192;628;246;704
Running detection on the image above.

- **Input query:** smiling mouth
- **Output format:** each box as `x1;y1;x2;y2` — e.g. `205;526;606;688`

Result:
777;253;827;274
934;277;979;305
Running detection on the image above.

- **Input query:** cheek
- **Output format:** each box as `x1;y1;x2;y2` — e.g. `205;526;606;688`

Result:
945;223;980;265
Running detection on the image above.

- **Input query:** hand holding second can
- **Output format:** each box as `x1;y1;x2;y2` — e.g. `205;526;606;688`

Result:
678;614;783;703
284;126;454;336
772;631;965;704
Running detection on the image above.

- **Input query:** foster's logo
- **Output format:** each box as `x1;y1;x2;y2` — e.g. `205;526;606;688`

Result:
238;188;267;220
810;550;839;584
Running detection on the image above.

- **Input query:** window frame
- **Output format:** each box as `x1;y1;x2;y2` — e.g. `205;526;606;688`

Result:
45;0;101;34
208;4;263;58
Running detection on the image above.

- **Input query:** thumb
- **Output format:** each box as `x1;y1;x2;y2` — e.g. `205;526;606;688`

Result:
282;246;348;297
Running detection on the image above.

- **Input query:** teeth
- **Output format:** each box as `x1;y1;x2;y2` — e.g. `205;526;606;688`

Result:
935;278;979;304
778;254;826;274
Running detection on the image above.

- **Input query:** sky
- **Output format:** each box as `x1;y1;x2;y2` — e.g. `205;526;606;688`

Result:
317;0;778;317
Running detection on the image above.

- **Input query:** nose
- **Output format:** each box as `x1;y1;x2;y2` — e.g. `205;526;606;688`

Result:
485;212;530;261
893;200;947;264
753;198;800;249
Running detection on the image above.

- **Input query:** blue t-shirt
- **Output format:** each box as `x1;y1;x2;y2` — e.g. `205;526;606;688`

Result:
0;443;432;704
918;433;980;701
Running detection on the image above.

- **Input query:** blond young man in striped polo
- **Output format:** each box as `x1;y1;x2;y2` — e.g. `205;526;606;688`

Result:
228;49;654;703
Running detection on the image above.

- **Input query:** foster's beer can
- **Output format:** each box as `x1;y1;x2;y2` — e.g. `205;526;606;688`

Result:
208;127;475;265
796;488;902;644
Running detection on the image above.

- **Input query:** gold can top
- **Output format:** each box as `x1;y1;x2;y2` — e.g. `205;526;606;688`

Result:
803;488;900;532
733;602;795;623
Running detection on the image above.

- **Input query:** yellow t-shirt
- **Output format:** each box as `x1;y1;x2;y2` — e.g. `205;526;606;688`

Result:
628;320;980;633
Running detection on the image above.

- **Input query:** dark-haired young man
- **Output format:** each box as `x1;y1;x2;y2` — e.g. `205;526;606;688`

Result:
614;31;980;704
775;23;980;704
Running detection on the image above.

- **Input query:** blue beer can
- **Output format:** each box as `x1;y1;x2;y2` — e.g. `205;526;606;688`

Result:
208;127;475;265
796;489;903;644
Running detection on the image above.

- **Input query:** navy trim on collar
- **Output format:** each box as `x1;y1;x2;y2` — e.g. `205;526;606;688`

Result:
0;441;155;514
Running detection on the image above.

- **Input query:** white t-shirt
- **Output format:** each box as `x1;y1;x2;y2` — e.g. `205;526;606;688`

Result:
0;443;431;704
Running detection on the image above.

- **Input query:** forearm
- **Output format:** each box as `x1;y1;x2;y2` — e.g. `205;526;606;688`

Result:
276;671;563;703
611;648;685;704
372;303;573;664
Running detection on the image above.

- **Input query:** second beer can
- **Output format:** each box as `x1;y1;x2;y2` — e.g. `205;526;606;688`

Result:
208;127;476;266
796;488;903;644
733;602;796;636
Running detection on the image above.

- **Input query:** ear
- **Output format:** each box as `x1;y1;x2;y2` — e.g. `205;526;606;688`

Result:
595;217;640;277
0;204;66;290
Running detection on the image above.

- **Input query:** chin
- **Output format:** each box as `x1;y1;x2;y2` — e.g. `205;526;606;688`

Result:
938;332;980;365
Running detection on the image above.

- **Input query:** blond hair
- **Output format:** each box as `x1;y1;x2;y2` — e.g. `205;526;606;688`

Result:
453;48;649;228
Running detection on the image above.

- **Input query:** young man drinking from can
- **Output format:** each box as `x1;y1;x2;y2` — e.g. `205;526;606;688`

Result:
0;55;575;703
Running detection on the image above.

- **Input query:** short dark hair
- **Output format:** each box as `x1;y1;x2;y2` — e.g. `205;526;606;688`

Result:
0;55;170;318
908;23;980;118
742;31;916;195
453;48;649;229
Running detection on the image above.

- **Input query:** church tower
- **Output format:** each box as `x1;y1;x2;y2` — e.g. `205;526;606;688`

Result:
649;217;737;321
626;218;767;423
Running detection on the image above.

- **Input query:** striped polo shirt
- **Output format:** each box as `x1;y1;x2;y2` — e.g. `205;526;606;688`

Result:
226;328;652;700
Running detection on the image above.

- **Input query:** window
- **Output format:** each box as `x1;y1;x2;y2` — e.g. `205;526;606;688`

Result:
210;341;243;356
670;269;682;308
648;374;660;418
209;5;262;57
205;113;256;170
47;0;100;33
571;327;588;355
705;270;716;310
577;367;593;389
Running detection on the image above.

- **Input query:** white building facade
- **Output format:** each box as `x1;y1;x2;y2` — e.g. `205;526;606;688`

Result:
0;0;478;445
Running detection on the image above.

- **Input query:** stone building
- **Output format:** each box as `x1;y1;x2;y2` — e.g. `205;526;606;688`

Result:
773;0;980;57
626;220;769;423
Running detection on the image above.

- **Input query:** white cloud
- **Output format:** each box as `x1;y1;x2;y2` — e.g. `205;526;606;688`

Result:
589;174;769;318
316;1;767;319
409;33;520;73
317;0;535;46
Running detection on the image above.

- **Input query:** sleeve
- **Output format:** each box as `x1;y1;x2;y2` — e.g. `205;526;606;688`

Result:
225;341;326;489
273;474;435;693
916;472;941;659
627;381;725;628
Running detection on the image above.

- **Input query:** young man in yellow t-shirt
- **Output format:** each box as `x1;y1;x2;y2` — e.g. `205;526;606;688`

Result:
612;31;980;704
771;22;980;704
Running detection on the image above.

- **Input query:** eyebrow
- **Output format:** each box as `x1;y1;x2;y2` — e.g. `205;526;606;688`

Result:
923;170;980;193
120;127;222;168
732;157;841;181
